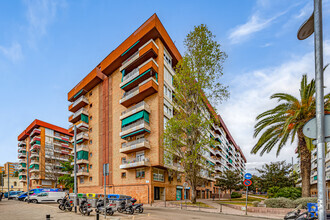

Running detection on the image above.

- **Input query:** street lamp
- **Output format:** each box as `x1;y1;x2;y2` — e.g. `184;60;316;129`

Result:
298;0;326;219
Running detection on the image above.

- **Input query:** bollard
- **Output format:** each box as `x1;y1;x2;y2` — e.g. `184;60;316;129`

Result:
180;201;182;210
220;204;222;213
198;202;200;211
96;213;99;220
46;214;50;220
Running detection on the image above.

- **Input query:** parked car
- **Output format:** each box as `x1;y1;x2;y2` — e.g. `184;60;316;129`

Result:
9;191;25;200
4;191;23;199
18;188;60;201
29;192;66;204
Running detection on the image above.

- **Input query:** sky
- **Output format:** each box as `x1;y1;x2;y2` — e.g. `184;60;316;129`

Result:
0;0;330;173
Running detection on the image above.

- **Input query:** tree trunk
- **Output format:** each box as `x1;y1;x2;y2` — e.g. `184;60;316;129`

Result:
191;185;197;204
298;130;311;197
229;189;232;201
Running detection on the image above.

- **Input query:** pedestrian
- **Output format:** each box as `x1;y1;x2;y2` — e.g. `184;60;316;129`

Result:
212;194;215;201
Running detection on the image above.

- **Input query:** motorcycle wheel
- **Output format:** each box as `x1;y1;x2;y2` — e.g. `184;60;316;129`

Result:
67;207;72;212
59;204;65;211
117;208;123;213
106;209;114;216
138;207;144;213
127;207;134;215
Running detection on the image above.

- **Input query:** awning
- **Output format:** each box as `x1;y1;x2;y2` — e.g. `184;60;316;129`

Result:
121;110;149;127
207;161;215;166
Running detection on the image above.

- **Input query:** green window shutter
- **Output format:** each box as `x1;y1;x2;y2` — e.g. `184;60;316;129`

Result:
22;163;26;168
36;141;41;145
81;114;89;123
29;165;33;169
77;151;89;160
35;164;39;169
121;110;149;127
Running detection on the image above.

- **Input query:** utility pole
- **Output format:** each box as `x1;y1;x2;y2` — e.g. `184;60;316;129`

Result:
7;164;9;199
73;125;77;213
314;0;326;219
27;151;30;202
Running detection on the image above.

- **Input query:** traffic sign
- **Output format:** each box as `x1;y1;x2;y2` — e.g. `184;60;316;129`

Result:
244;173;252;180
303;115;330;139
243;179;252;187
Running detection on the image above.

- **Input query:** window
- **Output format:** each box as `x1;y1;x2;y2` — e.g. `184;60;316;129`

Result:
89;91;93;96
89;128;92;132
164;84;172;101
89;177;92;181
45;128;54;137
89;140;92;144
153;168;165;182
121;172;126;178
90;165;92;169
121;157;126;164
80;177;84;184
164;117;169;129
136;168;145;178
164;104;172;117
136;151;145;162
90;103;93;108
164;66;173;86
90;153;92;157
177;174;181;182
164;49;172;66
14;182;17;186
89;116;93;121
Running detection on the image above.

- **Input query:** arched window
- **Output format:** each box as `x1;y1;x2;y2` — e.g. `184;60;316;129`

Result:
14;182;17;186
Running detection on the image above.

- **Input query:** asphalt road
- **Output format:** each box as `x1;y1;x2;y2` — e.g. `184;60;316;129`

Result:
0;199;275;220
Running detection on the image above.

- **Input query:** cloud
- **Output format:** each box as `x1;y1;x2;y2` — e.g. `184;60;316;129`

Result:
217;40;330;172
229;11;287;44
24;0;66;46
0;42;23;62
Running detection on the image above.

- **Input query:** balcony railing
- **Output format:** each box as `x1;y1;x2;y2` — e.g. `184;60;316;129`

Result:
69;107;89;122
122;51;139;67
120;138;150;153
71;169;89;177
30;128;41;137
18;141;26;146
30;175;39;180
123;67;139;82
121;101;150;116
120;158;150;169
122;119;147;132
69;95;88;108
30;160;39;165
18;153;26;158
120;119;150;138
30;136;41;144
30;153;39;158
121;87;139;102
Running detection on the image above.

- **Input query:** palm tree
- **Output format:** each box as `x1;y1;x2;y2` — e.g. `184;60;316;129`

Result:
251;74;330;197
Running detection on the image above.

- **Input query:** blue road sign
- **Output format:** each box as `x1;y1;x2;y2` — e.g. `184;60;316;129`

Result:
244;173;252;180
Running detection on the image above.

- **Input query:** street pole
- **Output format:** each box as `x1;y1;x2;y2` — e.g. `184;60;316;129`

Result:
245;186;248;215
1;173;3;193
27;151;30;203
7;164;9;199
314;0;326;219
104;164;106;220
73;125;77;213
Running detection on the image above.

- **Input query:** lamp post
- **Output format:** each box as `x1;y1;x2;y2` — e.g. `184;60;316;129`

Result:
298;0;326;218
73;125;77;213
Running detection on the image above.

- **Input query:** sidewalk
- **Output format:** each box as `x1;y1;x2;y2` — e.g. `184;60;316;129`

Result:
146;199;284;219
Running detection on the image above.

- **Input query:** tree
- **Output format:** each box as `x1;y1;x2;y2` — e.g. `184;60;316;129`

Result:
216;170;242;200
13;171;18;177
163;24;228;203
256;161;295;192
58;158;74;190
251;74;330;197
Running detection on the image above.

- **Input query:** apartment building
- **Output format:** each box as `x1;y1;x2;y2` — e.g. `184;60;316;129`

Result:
4;162;19;176
68;14;246;203
0;166;4;174
17;119;73;191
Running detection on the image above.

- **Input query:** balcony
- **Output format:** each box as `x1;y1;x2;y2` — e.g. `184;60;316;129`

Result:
18;147;25;153
120;158;150;169
30;160;39;166
30;136;41;144
18;165;26;170
215;166;222;172
71;132;89;142
120;39;159;73
119;77;158;108
18;153;26;158
215;174;221;179
30;128;41;137
120;101;150;120
71;169;89;177
120;58;159;91
18;159;26;163
120;119;151;139
31;143;41;151
120;138;150;154
68;107;89;123
57;157;69;162
30;153;39;158
76;144;89;152
209;147;216;156
215;150;221;157
30;175;40;180
30;168;39;173
165;162;184;172
69;121;89;134
18;141;26;147
69;95;89;113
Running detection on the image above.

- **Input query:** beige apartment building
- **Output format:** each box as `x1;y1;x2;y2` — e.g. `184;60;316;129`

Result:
4;162;19;177
68;14;246;203
17;120;73;191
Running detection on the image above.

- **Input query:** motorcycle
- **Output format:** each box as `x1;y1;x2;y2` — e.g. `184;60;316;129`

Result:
58;197;73;212
79;198;93;216
95;199;116;216
284;209;318;220
130;198;143;213
117;199;134;215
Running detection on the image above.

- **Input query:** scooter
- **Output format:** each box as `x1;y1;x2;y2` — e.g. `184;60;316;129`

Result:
130;198;143;213
58;197;73;212
117;200;134;215
79;198;93;216
284;209;317;220
95;199;116;216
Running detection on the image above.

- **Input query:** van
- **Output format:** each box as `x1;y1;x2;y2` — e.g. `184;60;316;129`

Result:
18;188;60;201
29;192;66;203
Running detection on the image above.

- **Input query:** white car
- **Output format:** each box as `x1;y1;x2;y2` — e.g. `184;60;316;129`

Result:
29;192;66;204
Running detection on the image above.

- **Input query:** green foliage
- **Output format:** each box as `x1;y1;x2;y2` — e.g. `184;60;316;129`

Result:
231;192;242;198
264;197;295;208
251;74;330;197
267;186;280;198
252;201;260;207
216;170;242;195
57;157;74;190
13;171;19;177
275;187;301;200
293;197;317;209
163;24;228;203
255;161;295;192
